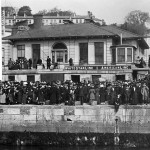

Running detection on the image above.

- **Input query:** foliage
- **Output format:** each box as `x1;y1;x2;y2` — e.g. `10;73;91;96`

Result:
17;6;32;16
125;10;149;25
2;7;15;16
37;7;74;16
121;10;150;35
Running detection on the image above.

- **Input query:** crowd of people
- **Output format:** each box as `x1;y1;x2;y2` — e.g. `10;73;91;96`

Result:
7;56;60;70
8;58;32;70
0;76;150;107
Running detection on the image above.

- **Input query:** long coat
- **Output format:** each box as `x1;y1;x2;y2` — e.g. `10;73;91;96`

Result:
131;86;138;105
99;87;106;103
50;86;58;104
95;88;100;104
22;87;27;104
89;88;95;100
136;86;142;104
141;85;149;103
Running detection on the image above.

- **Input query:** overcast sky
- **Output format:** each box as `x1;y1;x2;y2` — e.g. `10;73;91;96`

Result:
1;0;150;24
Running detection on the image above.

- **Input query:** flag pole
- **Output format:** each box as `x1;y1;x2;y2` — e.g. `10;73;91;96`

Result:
120;33;122;45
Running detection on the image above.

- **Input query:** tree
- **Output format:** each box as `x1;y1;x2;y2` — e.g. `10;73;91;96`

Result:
125;10;149;25
121;10;150;35
2;7;15;16
17;6;32;16
37;7;74;16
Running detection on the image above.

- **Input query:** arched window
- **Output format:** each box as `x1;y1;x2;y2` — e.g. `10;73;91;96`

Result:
52;42;68;63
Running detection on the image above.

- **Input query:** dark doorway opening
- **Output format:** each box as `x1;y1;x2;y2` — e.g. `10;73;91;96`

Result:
32;44;40;68
8;75;15;81
92;75;101;83
71;75;80;83
41;73;64;83
116;75;125;81
27;75;35;82
132;70;137;80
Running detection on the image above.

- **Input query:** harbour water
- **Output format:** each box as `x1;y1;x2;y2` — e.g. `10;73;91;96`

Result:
0;146;149;150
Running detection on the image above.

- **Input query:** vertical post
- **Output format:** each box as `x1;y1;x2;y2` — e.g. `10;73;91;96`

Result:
0;2;3;80
120;33;122;45
114;118;120;146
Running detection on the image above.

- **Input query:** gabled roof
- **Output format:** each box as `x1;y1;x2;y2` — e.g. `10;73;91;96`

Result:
3;23;116;40
101;25;149;49
101;25;140;39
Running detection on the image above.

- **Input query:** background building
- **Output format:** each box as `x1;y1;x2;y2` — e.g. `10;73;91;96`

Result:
2;14;149;82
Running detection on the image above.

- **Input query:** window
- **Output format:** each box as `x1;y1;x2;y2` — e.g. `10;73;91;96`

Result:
57;51;63;62
59;19;61;23
117;48;125;62
127;48;132;62
52;43;68;63
79;43;88;64
116;47;133;63
94;42;104;64
112;48;116;64
9;20;11;23
17;45;25;59
76;19;78;23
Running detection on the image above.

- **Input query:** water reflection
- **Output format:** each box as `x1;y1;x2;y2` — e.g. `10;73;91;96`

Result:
0;146;150;150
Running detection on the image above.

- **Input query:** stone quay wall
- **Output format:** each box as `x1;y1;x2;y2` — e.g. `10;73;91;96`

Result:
0;105;150;134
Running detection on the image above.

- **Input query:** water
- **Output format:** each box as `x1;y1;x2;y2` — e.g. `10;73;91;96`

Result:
0;146;149;150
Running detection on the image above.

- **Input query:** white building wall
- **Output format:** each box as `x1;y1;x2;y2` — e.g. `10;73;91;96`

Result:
88;41;94;64
73;41;78;65
144;36;150;65
106;39;112;65
12;46;17;61
25;43;31;60
35;75;41;82
15;75;27;82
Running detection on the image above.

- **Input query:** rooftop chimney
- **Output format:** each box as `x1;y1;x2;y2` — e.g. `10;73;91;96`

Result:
33;14;43;29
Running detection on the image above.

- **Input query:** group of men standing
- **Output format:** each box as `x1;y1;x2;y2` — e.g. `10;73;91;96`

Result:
0;78;149;106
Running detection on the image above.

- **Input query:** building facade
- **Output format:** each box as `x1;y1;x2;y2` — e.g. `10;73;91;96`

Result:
3;15;149;82
5;13;102;26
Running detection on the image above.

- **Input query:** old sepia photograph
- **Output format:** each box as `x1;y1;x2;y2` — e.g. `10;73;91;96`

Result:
0;0;150;149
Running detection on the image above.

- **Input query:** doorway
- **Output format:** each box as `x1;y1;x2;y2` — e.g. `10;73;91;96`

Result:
71;75;80;83
116;75;125;81
32;44;40;68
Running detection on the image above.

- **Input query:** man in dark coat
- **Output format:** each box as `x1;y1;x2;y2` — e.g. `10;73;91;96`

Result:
49;84;59;104
28;58;32;69
79;84;84;105
130;84;138;105
99;84;106;103
47;56;51;69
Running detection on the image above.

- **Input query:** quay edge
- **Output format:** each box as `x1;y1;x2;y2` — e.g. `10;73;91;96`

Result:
0;104;150;147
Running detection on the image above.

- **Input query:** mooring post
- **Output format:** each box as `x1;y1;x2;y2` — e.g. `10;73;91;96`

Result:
114;117;120;146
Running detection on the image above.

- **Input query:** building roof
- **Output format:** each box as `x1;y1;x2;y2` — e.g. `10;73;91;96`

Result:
5;15;89;19
101;25;140;39
3;23;116;40
101;25;149;49
3;23;149;49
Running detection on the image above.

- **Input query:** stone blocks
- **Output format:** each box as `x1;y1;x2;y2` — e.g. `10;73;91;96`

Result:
0;105;150;134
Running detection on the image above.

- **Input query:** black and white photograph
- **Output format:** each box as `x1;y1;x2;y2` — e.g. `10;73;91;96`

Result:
0;0;150;149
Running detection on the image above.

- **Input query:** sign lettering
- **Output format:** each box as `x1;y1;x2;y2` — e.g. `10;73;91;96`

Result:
64;65;131;70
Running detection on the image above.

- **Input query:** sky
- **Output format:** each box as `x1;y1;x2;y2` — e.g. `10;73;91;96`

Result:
1;0;150;24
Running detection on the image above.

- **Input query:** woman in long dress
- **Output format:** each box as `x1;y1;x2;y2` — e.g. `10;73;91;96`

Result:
89;85;95;105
